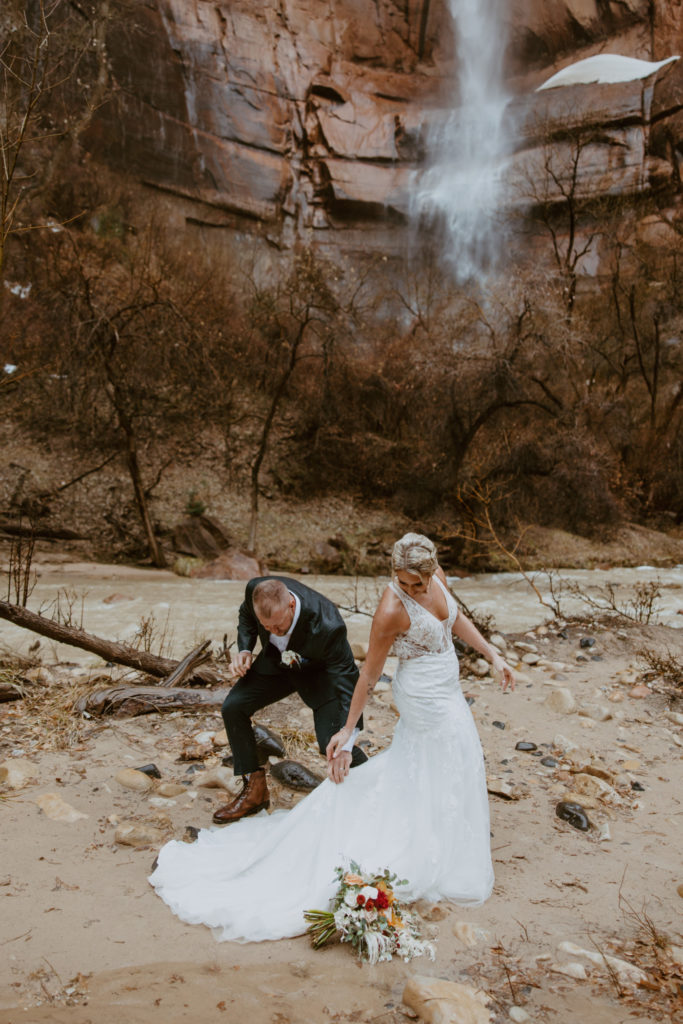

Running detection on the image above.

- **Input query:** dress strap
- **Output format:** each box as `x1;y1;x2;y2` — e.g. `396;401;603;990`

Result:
433;574;458;620
388;579;410;607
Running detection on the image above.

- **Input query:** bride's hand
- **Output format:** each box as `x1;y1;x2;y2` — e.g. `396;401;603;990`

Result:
491;652;515;692
326;727;352;762
328;750;352;784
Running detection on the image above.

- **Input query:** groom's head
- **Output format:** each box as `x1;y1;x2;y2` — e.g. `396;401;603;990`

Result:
253;579;296;636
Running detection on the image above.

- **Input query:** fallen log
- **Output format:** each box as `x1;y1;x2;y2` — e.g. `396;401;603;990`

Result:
0;521;86;540
75;685;229;718
0;600;224;685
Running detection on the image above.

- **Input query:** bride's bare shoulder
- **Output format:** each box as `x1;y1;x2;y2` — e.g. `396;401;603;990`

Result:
373;583;409;632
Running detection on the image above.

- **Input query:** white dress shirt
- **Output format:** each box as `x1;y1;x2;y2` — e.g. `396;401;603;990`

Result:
244;591;359;755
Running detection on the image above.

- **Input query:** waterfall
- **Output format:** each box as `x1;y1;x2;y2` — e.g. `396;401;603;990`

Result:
414;0;509;283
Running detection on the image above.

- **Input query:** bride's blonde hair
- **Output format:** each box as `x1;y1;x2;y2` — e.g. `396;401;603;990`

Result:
392;533;439;583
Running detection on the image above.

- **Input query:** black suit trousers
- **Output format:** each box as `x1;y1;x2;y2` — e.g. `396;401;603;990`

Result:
221;665;366;776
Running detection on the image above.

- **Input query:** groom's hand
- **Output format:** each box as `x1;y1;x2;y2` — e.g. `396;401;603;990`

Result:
230;651;253;679
328;750;351;784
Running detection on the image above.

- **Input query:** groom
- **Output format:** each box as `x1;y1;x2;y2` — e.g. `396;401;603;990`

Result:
213;576;367;824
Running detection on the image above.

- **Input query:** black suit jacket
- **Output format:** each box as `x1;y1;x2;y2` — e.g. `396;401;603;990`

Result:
237;576;360;710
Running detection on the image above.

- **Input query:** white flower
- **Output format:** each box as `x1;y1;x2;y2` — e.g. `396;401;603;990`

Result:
359;886;378;901
344;890;358;908
281;649;302;668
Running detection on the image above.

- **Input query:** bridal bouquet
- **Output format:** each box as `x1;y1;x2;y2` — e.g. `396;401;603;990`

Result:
304;862;435;965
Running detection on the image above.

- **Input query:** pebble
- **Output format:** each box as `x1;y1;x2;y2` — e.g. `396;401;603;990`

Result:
0;757;36;790
115;768;155;792
509;1008;531;1023
269;760;323;791
402;977;491;1024
33;793;88;823
540;756;558;767
514;641;538;653
522;652;540;665
549;961;588;980
576;654;589;663
578;704;612;722
194;767;242;794
557;941;647;984
555;801;591;831
452;921;489;947
571;773;620;804
472;658;490;677
630;781;645;791
492;721;506;729
678;883;683;898
553;733;578;753
579;637;595;648
156;782;186;797
148;796;176;808
465;696;475;706
515;741;537;752
666;711;683;726
115;822;166;847
545;688;576;715
628;685;650;699
490;634;508;653
135;763;161;779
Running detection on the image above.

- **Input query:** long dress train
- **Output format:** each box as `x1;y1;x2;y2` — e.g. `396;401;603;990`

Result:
149;577;494;942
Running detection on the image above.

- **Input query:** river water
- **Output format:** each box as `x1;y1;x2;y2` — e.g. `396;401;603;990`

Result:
2;560;681;668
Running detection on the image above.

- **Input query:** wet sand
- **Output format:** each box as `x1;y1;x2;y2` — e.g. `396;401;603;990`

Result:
1;564;682;1023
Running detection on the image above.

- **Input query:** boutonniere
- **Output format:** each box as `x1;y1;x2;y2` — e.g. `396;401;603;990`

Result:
281;649;302;669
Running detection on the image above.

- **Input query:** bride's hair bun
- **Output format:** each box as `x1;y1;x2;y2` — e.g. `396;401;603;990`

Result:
392;533;438;581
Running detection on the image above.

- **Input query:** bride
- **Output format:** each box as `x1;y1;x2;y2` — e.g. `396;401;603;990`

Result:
150;533;514;942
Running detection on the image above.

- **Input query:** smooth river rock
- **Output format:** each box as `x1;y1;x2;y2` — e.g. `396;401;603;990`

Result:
269;760;323;792
403;976;492;1024
555;801;591;831
115;768;155;793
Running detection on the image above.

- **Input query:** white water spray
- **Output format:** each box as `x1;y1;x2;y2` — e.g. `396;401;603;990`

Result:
414;0;510;283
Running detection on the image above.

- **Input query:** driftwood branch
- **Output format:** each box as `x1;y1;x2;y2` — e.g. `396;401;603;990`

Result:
0;600;224;684
161;640;212;687
75;685;229;718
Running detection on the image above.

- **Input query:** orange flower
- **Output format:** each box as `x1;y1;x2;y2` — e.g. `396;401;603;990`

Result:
376;880;395;905
390;909;405;929
343;873;365;886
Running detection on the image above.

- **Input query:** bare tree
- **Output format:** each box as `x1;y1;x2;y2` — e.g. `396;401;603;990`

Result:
0;0;110;296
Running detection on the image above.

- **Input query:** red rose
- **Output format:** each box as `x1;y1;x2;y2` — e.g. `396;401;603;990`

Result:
374;891;390;910
356;894;365;906
365;899;375;910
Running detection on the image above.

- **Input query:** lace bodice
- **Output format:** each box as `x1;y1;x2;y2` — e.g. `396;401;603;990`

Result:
389;576;458;659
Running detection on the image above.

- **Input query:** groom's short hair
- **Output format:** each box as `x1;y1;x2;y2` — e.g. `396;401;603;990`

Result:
253;579;290;618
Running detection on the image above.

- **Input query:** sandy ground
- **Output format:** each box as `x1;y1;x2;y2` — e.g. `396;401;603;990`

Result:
1;567;682;1023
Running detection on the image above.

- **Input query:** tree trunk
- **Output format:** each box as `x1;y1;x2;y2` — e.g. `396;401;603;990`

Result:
123;425;167;568
0;600;223;684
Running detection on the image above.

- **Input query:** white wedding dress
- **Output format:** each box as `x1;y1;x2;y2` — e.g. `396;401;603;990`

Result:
150;577;494;941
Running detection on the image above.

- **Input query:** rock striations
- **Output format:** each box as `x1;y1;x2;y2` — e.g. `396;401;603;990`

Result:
83;1;683;252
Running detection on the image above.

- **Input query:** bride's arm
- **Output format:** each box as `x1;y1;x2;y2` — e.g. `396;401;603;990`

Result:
436;566;514;691
326;596;403;780
449;604;515;692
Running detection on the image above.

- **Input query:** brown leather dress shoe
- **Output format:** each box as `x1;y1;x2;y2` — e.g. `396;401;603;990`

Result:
212;768;270;824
